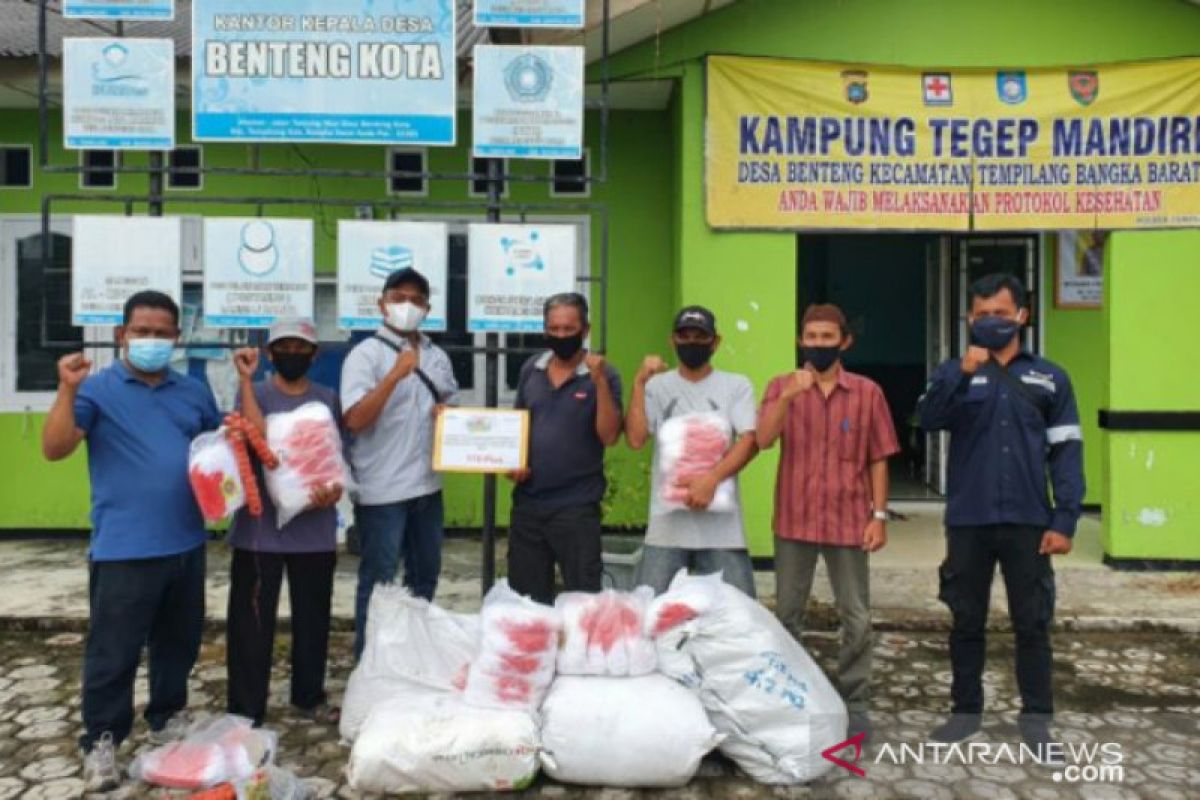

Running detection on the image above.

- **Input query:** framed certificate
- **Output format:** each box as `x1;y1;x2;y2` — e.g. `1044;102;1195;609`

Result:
434;408;530;473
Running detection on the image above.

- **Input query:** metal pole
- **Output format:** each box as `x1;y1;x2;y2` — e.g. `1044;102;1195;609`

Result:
481;157;503;595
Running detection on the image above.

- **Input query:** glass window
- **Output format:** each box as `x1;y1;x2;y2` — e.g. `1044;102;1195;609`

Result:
167;146;202;189
470;157;507;197
388;149;426;195
17;232;81;392
0;146;32;188
80;150;117;189
427;233;474;390
551;153;589;196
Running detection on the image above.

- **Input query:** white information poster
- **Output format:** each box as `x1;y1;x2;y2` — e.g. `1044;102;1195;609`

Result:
72;215;182;325
473;0;584;28
192;0;456;145
63;0;174;20
473;45;584;159
1056;231;1106;309
467;223;577;332
337;220;448;330
203;218;314;328
63;38;175;150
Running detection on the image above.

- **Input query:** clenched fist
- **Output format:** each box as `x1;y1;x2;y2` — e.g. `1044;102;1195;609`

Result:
57;353;92;390
233;347;259;380
636;354;669;385
961;346;990;375
781;368;815;400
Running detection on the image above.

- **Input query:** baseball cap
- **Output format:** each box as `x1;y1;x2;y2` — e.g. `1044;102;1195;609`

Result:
267;317;318;345
673;305;717;336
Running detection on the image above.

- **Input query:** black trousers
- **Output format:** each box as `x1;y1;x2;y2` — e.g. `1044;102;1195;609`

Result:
81;545;205;752
226;548;336;725
507;502;603;605
938;525;1056;716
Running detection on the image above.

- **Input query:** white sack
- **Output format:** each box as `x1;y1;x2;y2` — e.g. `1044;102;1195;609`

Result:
555;588;657;676
539;675;720;787
652;571;848;784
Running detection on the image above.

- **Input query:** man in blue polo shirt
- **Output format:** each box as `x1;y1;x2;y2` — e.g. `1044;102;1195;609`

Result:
508;292;623;604
42;290;220;792
919;273;1084;761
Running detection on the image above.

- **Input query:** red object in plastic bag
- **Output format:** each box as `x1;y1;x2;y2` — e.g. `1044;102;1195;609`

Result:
139;742;226;790
500;619;556;654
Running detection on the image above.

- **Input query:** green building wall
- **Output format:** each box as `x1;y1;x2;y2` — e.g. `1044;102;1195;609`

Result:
0;108;675;532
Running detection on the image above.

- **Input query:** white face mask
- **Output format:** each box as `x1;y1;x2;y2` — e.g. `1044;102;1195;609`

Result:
386;301;427;332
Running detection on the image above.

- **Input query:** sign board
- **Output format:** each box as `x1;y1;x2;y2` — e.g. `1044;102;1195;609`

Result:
1056;231;1106;308
63;38;175;150
192;0;456;145
707;55;1200;230
72;215;182;325
434;408;530;473
473;0;585;29
63;0;174;20
467;223;577;332
337;220;448;330
473;45;584;159
202;218;314;327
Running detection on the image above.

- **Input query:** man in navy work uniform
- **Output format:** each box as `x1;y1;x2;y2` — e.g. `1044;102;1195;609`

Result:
42;291;221;792
919;273;1084;760
508;292;623;604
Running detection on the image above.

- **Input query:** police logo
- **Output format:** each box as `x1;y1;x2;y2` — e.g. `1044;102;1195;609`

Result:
841;70;869;105
1068;70;1099;106
996;71;1027;105
504;54;553;103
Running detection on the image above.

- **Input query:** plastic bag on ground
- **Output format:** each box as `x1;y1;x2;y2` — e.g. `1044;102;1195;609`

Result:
656;412;737;513
463;580;560;712
265;401;353;527
651;570;848;784
341;585;479;742
556;588;657;676
347;690;540;794
539;675;720;787
188;430;245;522
130;714;276;790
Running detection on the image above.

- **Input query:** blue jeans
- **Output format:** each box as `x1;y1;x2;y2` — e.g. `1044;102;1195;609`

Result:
81;545;205;752
635;544;757;598
353;491;444;658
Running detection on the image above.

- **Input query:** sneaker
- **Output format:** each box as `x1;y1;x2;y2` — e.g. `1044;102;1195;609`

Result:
930;713;983;743
147;710;193;745
1020;717;1066;767
83;732;120;792
847;710;873;746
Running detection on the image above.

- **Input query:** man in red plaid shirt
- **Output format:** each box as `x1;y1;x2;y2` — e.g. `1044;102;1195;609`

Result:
757;303;900;744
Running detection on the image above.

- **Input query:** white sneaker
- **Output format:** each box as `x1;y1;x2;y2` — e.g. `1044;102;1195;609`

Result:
147;710;193;745
83;732;120;792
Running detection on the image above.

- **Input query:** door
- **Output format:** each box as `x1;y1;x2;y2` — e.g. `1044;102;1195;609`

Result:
953;236;1040;357
924;236;951;495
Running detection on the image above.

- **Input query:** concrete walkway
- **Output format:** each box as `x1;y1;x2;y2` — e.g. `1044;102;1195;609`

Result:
1;503;1197;632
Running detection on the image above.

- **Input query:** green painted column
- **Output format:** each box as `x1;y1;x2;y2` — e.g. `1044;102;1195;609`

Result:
1102;231;1200;562
675;62;797;557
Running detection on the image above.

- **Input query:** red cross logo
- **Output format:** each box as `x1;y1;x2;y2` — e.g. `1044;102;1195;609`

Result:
923;73;953;105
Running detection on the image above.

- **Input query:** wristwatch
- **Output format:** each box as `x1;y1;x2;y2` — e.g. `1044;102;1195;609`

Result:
871;510;889;522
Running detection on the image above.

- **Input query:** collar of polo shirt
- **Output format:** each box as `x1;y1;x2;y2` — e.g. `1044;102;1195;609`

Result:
534;349;590;376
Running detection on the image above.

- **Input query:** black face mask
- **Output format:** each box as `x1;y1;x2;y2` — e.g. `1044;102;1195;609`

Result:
802;345;841;373
675;342;714;370
271;351;314;382
546;332;584;361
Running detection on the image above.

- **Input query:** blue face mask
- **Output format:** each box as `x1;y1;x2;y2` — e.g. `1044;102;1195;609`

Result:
127;338;174;372
970;315;1021;351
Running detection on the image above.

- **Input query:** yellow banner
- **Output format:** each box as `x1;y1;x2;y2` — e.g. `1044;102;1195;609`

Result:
706;55;1200;230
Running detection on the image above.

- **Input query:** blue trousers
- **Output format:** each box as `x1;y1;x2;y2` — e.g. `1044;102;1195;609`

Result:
81;545;205;752
353;491;444;659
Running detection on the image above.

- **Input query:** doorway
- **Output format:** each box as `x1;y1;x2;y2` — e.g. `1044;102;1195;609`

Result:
798;232;1040;498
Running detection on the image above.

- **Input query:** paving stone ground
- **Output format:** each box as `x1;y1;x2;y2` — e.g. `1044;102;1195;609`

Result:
0;628;1196;799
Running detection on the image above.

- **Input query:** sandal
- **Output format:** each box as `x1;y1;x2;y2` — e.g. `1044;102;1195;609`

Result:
293;702;340;725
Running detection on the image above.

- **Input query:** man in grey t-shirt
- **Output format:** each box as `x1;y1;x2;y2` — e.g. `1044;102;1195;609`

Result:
625;305;759;596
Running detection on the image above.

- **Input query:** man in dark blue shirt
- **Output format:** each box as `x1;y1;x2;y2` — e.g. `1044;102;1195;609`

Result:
507;292;623;604
919;273;1084;760
43;291;220;792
